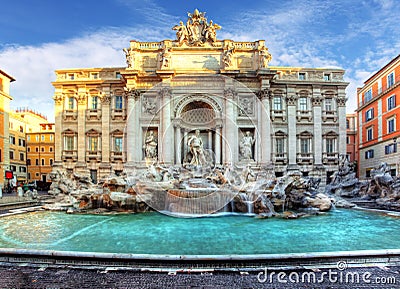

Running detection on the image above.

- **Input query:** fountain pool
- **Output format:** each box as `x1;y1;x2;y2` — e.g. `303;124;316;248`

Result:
0;209;399;255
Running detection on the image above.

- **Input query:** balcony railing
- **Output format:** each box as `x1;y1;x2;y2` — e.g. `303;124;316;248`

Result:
86;150;102;162
271;109;287;121
62;150;78;161
111;109;126;120
110;151;125;162
362;74;400;105
296;110;312;121
86;109;102;121
272;152;287;164
322;152;339;164
296;153;314;164
322;110;338;122
63;110;78;121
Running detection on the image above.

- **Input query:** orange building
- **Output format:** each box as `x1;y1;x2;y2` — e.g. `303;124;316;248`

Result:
26;123;55;183
346;113;357;164
0;70;15;187
357;54;400;178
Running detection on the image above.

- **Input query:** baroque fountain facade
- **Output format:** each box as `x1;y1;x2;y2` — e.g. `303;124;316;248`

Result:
47;10;352;217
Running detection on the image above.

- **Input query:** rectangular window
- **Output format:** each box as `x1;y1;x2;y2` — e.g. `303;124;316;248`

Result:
27;135;31;141
300;139;309;154
273;97;282;110
65;136;74;150
50;135;53;141
365;108;374;121
9;136;15;145
365;149;374;159
325;98;333;111
91;73;99;79
19;153;24;161
50;159;53;166
385;143;397;154
115;95;123;110
388;118;395;133
10;165;16;172
299;98;308;111
346;136;350;144
326;139;335;153
388;95;396;110
367;127;373;141
35;159;39;166
323;74;330;81
364;88;372;103
41;135;45;141
88;137;98;152
9;151;14;160
41;159;45;166
116;72;122;79
91;96;98;110
68;97;74;110
388;72;395;88
114;137;123;152
19;166;26;173
276;138;284;154
298;72;306;80
36;135;39;141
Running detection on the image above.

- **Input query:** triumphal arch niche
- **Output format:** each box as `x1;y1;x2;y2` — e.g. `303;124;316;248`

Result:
122;9;277;169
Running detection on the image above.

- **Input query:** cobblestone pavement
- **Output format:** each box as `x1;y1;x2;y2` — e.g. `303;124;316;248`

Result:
0;264;398;289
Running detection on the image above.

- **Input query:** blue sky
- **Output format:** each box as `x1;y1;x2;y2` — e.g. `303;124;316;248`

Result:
1;0;399;121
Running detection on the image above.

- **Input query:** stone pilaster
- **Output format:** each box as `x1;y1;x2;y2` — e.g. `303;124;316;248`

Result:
125;88;140;166
76;91;87;171
337;90;347;156
53;93;64;167
160;87;173;164
286;90;298;170
215;125;222;165
312;87;323;166
223;87;237;164
258;88;272;165
99;91;112;176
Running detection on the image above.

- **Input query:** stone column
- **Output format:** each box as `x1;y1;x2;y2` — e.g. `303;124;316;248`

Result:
258;89;272;164
53;93;64;167
175;125;181;165
215;125;221;165
223;88;237;164
312;87;323;165
76;91;87;174
160;87;173;164
99;91;111;176
286;92;298;170
337;90;347;156
125;89;140;166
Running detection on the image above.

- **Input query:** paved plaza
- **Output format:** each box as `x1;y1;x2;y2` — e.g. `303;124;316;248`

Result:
0;263;398;289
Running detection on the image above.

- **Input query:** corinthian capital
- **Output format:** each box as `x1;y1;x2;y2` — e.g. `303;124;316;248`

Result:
257;89;271;100
124;88;141;100
53;94;64;105
159;87;172;98
224;88;237;99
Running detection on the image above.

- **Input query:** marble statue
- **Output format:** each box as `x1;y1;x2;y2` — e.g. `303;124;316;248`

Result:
159;48;171;68
144;131;157;159
223;44;235;68
259;47;272;68
123;48;135;68
187;129;206;166
239;131;255;160
172;9;221;47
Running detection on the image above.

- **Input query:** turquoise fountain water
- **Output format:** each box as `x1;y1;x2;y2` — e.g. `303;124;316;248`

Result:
0;209;399;255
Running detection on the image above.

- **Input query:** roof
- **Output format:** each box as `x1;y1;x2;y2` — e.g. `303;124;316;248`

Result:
0;69;16;82
364;54;400;85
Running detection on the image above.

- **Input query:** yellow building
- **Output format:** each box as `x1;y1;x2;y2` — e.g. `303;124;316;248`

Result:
26;123;55;183
0;70;15;187
9;109;52;185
